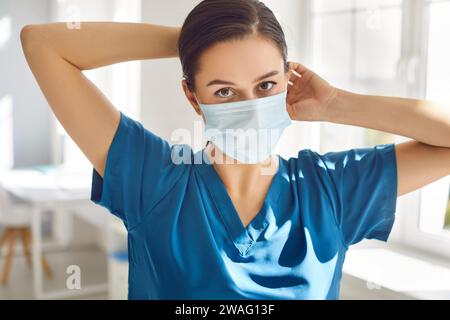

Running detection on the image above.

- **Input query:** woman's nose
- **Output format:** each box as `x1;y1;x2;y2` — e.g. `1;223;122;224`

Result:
240;92;258;101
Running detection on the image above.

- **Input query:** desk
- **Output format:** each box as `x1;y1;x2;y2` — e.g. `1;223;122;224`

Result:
0;165;109;299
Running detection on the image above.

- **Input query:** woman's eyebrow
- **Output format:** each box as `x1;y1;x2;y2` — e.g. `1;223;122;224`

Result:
206;70;280;86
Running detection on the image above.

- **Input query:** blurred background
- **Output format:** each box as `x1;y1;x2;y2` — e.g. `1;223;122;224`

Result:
0;0;449;300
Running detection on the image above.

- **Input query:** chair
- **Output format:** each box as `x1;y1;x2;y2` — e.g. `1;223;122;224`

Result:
0;186;52;285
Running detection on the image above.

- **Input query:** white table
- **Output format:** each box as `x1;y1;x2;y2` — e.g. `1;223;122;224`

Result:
0;165;109;299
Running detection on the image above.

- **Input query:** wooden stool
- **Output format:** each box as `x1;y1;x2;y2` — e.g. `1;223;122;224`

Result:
0;226;52;285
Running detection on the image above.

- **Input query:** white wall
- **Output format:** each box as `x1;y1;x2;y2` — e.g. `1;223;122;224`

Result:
0;0;53;168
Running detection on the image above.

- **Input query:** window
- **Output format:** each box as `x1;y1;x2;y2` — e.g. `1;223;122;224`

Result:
0;95;13;173
412;0;450;250
311;0;404;152
309;0;450;257
0;15;13;173
424;0;450;232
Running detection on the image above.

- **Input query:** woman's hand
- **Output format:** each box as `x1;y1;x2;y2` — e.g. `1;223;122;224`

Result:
286;61;338;122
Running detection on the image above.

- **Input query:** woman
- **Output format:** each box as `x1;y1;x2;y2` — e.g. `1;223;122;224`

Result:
21;0;450;299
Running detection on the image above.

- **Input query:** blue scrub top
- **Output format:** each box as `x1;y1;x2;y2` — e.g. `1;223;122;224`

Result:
90;111;398;299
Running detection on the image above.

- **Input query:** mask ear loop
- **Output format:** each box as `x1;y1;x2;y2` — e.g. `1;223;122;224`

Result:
182;75;211;149
191;90;210;148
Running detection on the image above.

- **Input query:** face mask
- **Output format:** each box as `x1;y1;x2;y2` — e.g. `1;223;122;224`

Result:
195;90;292;164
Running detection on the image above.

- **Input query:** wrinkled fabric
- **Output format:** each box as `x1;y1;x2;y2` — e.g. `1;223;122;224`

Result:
91;111;398;300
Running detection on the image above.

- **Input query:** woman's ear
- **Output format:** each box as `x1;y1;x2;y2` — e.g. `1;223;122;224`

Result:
287;61;294;77
285;62;293;88
181;79;203;117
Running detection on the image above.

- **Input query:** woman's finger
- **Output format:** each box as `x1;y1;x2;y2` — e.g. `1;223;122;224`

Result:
288;67;302;86
288;61;308;88
289;61;309;76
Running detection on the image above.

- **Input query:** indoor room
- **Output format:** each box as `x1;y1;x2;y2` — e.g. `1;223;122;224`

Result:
0;0;449;301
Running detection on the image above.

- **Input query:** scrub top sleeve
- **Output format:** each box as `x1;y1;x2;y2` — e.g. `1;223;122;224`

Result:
90;111;187;230
315;143;398;247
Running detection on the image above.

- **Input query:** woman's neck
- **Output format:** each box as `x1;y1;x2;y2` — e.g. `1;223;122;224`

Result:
204;143;279;197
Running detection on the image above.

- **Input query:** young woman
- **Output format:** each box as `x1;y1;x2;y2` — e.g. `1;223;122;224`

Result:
21;0;450;299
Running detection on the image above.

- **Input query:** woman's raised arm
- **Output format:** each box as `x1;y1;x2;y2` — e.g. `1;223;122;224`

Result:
20;22;180;177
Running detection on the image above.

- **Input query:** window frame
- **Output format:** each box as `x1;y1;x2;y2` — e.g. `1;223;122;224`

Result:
397;0;450;258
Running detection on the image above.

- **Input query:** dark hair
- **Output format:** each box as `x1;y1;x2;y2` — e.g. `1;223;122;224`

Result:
178;0;289;93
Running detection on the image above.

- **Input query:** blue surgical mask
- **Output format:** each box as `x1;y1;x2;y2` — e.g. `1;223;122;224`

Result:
195;90;292;164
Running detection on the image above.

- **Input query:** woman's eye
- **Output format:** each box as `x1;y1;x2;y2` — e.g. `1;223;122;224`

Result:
214;81;276;98
259;81;276;91
214;88;234;98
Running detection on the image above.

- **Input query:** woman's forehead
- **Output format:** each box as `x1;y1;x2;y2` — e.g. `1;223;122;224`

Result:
195;35;285;85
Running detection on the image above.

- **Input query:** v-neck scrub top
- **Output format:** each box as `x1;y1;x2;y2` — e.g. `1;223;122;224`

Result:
90;111;398;300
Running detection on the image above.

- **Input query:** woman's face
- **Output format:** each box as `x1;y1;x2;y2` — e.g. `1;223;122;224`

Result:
182;33;291;120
